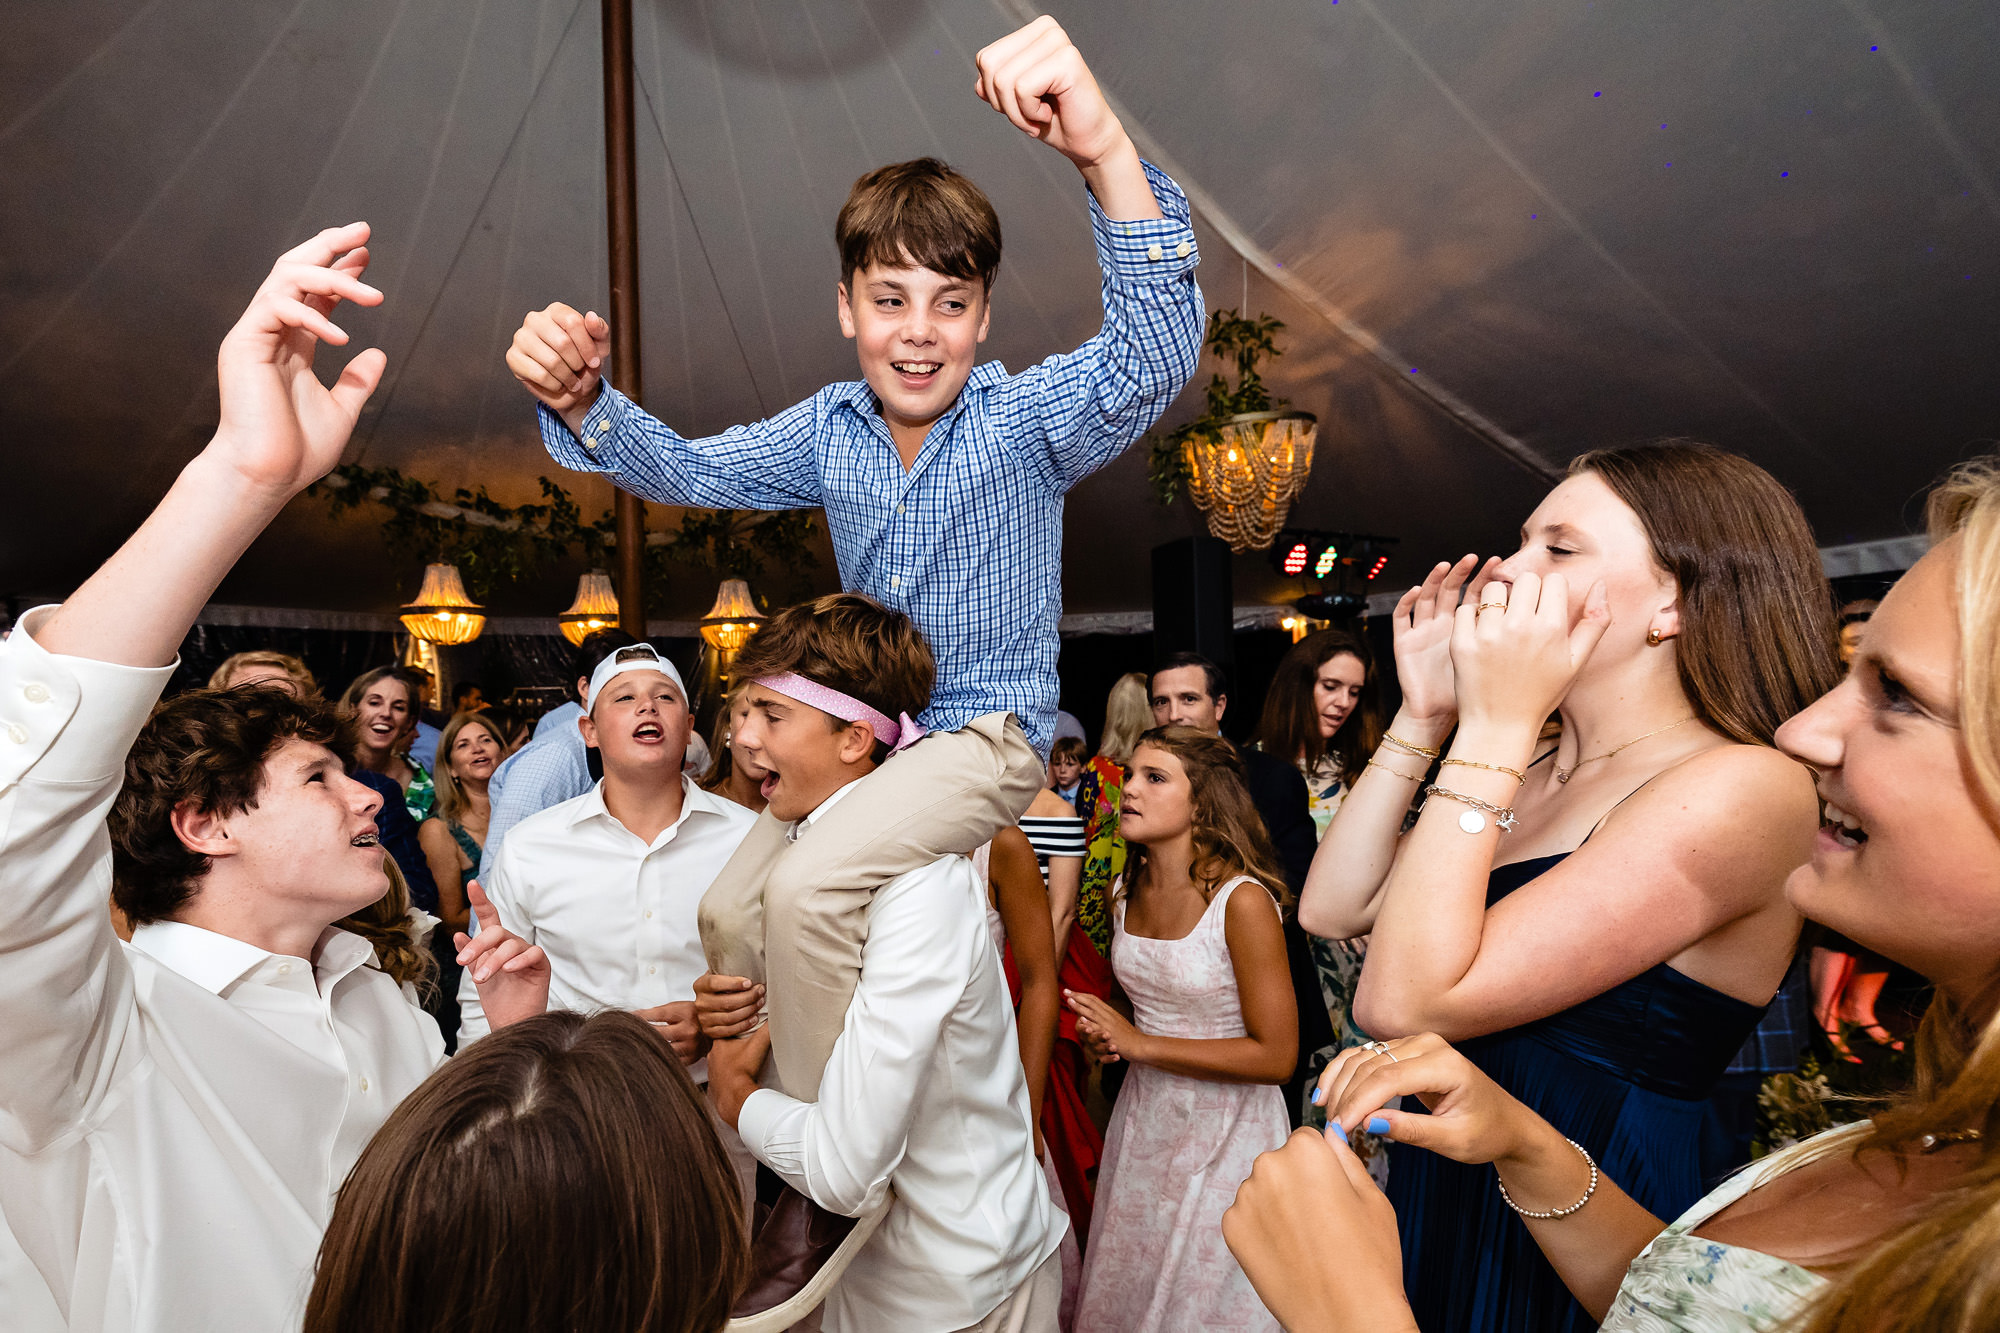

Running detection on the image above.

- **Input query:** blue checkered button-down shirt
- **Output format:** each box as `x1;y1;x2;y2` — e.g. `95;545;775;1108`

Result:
538;161;1204;752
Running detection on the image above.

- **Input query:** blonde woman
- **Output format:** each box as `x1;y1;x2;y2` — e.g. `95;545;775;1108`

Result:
418;712;504;1050
207;649;316;695
1229;458;2000;1333
1074;671;1153;958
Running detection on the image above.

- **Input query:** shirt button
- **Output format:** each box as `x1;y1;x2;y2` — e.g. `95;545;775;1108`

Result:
1175;240;1193;259
896;504;906;515
643;910;653;919
648;965;658;975
4;723;26;745
23;683;50;704
1146;243;1165;262
359;1077;370;1092
890;575;902;589
276;962;292;976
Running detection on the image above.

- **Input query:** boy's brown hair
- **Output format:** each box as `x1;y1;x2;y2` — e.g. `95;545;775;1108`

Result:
304;1010;749;1333
836;158;1002;292
110;685;349;926
1049;736;1087;767
733;593;934;761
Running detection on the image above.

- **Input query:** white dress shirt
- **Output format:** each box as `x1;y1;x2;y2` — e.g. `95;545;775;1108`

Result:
737;781;1064;1331
0;610;447;1333
457;775;755;1082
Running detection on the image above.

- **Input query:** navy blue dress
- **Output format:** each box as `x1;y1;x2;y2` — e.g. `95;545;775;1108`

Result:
1387;854;1768;1332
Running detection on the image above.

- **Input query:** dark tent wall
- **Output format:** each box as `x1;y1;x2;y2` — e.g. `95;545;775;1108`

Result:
3;0;1994;626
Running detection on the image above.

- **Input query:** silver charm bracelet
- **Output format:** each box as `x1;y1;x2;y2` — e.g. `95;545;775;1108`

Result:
1422;783;1518;834
1496;1136;1599;1219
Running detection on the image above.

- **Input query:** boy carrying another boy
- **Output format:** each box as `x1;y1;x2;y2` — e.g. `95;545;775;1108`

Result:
506;17;1206;1106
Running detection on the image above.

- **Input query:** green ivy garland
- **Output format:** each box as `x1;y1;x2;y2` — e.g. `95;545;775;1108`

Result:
306;465;820;611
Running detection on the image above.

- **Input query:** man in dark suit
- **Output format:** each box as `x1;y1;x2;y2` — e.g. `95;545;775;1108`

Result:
1149;652;1333;1127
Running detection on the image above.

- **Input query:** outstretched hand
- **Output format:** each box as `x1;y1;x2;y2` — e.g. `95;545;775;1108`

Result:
212;222;386;497
457;880;550;1030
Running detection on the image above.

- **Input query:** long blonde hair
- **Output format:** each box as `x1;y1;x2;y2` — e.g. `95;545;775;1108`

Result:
1097;672;1152;764
1796;459;2000;1333
337;857;438;999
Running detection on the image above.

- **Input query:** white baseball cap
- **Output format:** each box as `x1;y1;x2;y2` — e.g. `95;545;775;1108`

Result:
584;643;687;714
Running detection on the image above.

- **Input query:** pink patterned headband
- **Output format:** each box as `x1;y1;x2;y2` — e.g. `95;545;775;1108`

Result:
755;673;928;754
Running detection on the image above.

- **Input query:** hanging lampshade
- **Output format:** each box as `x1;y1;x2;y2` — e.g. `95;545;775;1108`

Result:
699;578;766;652
1182;410;1318;553
557;569;622;647
401;563;486;645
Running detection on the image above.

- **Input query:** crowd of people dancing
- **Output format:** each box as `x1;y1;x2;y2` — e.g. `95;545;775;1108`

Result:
4;15;1995;1333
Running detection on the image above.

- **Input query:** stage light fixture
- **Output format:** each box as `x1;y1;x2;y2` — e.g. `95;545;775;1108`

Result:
1281;540;1310;576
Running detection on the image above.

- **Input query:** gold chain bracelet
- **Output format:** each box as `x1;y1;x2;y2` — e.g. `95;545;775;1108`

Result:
1438;757;1526;784
1364;758;1425;782
1382;731;1441;759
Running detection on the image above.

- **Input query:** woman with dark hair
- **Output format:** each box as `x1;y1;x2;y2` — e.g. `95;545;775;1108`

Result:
339;666;434;822
304;1009;749;1333
1066;725;1298;1332
1298;442;1840;1331
1255;628;1384;839
1256;629;1389;1169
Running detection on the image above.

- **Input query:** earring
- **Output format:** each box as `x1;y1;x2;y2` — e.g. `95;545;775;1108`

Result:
1646;628;1665;646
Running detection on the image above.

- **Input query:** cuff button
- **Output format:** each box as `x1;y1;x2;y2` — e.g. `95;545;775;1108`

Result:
1175;240;1193;259
1146;242;1165;262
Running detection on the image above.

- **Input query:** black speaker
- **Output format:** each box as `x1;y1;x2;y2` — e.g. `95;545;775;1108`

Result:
1151;536;1235;669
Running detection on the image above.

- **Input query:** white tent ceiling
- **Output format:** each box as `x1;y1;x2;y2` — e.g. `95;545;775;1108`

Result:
4;0;1996;619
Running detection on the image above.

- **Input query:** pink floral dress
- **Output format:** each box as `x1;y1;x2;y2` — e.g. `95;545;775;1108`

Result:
1074;876;1288;1332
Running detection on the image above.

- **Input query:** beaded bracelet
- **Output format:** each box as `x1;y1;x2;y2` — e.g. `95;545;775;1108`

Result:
1438;757;1526;784
1364;758;1425;782
1382;732;1441;759
1423;783;1518;833
1496;1137;1599;1219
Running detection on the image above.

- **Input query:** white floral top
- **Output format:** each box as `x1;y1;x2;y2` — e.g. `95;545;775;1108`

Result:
1602;1123;1866;1331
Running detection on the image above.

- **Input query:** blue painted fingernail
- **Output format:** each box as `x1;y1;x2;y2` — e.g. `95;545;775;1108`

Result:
1368;1116;1392;1135
1309;1086;1324;1105
1326;1120;1348;1145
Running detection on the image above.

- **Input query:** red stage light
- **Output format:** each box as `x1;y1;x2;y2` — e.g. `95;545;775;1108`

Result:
1282;542;1309;575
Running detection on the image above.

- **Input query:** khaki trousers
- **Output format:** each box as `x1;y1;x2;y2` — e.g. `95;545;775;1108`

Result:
698;713;1042;1102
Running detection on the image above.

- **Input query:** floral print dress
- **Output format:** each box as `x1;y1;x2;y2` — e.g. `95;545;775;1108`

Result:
1600;1124;1856;1331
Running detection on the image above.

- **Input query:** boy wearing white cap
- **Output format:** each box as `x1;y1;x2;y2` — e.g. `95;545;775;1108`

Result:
456;643;757;1070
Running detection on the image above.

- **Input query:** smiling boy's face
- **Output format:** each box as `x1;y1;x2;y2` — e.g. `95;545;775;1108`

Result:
838;260;990;437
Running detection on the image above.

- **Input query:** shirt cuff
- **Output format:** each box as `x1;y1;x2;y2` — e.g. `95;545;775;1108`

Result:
0;607;178;789
536;384;634;473
1089;159;1199;282
735;1086;805;1179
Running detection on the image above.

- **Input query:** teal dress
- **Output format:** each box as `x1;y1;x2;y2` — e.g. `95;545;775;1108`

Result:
424;819;480;1054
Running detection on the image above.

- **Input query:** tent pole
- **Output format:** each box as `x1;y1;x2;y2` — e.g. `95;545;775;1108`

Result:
602;0;647;634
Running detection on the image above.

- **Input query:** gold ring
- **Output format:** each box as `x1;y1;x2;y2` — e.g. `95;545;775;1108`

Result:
1476;601;1508;612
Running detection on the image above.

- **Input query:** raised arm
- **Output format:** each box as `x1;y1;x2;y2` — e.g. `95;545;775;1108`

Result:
971;18;1203;492
2;227;385;1149
1350;572;1813;1041
507;303;826;511
1299;556;1483;940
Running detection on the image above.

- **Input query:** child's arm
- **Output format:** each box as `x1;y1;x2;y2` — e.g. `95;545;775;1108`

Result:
972;18;1205;495
990;829;1058;1150
507;302;825;511
1067;882;1299;1085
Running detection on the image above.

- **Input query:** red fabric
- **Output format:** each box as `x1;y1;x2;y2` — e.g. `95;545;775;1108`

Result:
1006;926;1113;1246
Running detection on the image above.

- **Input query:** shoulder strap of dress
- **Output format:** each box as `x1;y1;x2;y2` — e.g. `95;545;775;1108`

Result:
1581;769;1671;844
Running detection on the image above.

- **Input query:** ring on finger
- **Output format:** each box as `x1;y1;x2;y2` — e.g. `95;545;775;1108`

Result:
1476;600;1508;613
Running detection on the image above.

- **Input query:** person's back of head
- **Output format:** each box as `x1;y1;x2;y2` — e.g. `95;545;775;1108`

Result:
837;158;1002;294
207;649;317;696
304;1009;748;1333
572;626;645;702
1570;440;1840;746
1098;671;1153;764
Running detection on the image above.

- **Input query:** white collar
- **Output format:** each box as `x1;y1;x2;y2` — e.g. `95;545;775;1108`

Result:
570;773;736;839
128;920;375;995
790;775;866;842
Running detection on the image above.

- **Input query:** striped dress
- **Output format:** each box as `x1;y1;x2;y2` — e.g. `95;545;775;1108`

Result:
1020;813;1088;883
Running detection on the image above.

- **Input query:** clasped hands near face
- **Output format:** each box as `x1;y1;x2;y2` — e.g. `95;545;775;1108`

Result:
1222;1034;1553;1333
1393;554;1613;741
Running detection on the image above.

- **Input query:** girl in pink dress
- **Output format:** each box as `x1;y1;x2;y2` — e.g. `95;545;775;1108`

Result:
1066;726;1298;1332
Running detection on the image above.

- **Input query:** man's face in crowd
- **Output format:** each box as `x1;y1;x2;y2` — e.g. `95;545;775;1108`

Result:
579;670;691;785
1150;666;1225;735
